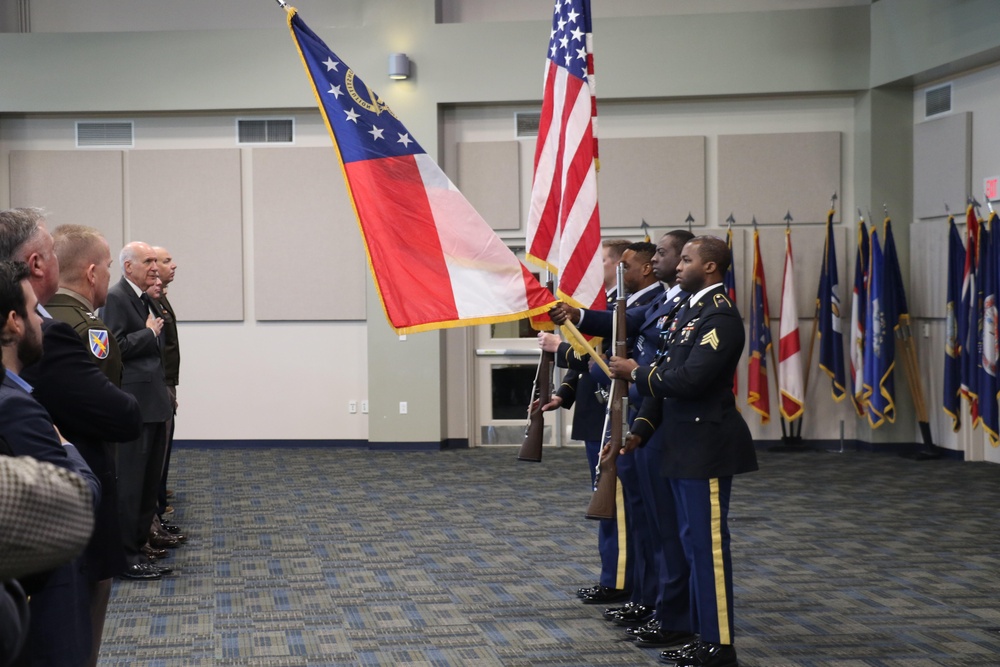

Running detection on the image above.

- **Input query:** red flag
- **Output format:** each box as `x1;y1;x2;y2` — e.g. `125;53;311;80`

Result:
525;0;603;314
778;228;804;421
747;228;772;424
286;9;555;334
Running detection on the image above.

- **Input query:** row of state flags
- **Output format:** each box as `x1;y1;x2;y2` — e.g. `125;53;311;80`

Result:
944;204;1000;444
743;209;907;431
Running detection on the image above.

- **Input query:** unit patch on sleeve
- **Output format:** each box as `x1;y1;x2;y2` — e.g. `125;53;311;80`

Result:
89;329;110;359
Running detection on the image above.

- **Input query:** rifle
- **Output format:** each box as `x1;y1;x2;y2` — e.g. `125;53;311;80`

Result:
518;280;555;462
586;263;627;520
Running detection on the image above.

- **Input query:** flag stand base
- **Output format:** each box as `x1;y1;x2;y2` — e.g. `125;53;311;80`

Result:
900;446;943;461
899;422;942;460
768;435;811;452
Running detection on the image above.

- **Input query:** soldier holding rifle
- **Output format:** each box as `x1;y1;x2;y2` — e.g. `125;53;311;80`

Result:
535;239;633;605
550;231;697;649
608;235;757;667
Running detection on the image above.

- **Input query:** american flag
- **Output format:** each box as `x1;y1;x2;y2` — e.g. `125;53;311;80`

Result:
525;0;604;313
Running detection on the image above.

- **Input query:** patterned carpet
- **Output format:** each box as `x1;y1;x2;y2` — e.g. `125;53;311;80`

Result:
97;445;1000;666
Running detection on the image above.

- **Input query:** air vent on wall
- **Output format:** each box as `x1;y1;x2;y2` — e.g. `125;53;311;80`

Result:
237;118;294;144
76;121;134;148
515;112;541;138
925;84;952;118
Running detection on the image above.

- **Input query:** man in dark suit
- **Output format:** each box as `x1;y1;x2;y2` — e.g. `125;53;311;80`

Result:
151;246;180;521
100;241;174;582
611;235;758;667
0;260;101;667
20;224;145;664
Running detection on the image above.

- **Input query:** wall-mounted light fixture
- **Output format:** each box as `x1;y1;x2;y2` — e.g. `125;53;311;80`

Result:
388;53;411;80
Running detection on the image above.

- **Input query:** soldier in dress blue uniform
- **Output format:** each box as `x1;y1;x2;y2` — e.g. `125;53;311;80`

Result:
610;235;757;667
537;239;636;606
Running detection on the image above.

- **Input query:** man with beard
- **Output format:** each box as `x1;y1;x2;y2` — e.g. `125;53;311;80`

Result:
0;260;101;667
101;242;174;581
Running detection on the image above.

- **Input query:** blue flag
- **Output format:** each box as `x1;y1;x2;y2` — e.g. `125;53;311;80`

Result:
724;227;738;397
817;208;846;402
943;215;965;432
979;212;999;444
943;215;965;431
863;226;893;427
849;219;869;416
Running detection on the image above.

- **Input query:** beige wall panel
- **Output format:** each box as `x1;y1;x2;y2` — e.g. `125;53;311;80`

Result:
252;147;366;321
718;132;841;225
735;224;847;321
913;113;971;220
598;136;706;231
9;150;125;273
128;149;243;321
909;218;950;319
457;141;519;231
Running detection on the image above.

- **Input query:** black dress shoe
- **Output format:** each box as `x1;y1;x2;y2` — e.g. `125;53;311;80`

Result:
625;618;659;640
608;603;654;627
120;564;162;581
668;641;738;667
150;563;174;575
576;584;600;598
580;585;630;604
148;533;180;549
659;640;702;663
634;629;698;649
142;545;168;560
602;604;629;621
159;523;182;535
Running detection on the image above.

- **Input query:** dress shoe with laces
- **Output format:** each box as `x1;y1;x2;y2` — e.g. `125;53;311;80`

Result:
148;533;180;549
635;629;698;649
663;641;738;667
576;584;600;598
142;544;168;560
580;585;630;604
607;603;654;627
149;562;174;575
625;618;659;640
159;522;182;535
659;639;702;663
120;564;162;581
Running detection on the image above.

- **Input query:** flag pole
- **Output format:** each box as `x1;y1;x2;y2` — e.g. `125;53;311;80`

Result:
882;204;939;459
770;213;807;450
561;321;612;378
802;196;836;401
755;216;790;447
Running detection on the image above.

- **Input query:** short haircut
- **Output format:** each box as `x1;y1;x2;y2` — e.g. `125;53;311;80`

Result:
602;238;631;261
626;241;657;264
119;242;144;272
662;229;695;254
53;225;106;283
690;235;731;275
0;261;31;345
0;208;45;262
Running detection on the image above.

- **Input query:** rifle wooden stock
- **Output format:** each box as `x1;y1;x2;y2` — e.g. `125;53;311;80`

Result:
518;347;553;462
586;280;627;520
